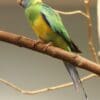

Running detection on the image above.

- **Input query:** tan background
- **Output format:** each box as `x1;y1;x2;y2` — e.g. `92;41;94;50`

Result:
0;0;99;100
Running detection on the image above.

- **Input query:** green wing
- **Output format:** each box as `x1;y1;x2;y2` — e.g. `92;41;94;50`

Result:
41;4;81;52
41;4;70;42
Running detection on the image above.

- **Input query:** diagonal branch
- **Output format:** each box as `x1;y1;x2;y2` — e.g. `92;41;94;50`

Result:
0;30;100;75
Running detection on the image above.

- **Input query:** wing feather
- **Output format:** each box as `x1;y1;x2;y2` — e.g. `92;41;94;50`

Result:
41;4;70;42
41;4;81;52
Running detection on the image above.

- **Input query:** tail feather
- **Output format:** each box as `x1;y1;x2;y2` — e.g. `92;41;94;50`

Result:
70;40;82;53
63;61;88;100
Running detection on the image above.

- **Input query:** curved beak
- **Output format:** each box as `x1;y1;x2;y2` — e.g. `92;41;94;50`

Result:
17;0;22;6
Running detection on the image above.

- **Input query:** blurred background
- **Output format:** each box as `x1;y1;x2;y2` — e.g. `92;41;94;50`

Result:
0;0;99;100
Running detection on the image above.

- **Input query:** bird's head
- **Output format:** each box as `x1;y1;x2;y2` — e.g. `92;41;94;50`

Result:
17;0;42;8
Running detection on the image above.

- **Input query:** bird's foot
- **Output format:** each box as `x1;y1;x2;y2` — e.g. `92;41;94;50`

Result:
43;42;53;51
32;39;44;48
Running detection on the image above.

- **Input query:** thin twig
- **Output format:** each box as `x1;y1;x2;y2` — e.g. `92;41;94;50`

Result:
0;74;97;95
97;0;100;62
54;9;89;18
84;0;99;63
98;51;100;62
0;78;23;93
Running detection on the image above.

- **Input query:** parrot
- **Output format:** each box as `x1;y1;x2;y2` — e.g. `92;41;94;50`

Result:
17;0;88;99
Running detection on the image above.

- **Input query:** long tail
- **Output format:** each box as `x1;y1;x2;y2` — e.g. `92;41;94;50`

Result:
63;61;88;100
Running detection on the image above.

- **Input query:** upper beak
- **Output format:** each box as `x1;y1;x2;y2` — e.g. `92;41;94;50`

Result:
17;0;22;6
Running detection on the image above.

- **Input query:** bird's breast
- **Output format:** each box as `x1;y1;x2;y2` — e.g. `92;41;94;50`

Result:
32;15;53;42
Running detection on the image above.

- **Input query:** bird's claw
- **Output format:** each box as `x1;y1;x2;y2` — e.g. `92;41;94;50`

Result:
32;39;43;48
43;42;53;51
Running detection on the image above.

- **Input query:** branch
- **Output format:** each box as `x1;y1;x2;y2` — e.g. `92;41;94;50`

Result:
54;10;89;18
0;74;97;95
97;0;100;62
0;30;100;75
84;0;99;63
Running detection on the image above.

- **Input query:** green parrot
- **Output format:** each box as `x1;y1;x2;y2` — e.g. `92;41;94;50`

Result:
17;0;87;99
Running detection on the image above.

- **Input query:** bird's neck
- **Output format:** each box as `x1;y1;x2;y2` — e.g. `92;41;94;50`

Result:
25;3;42;24
30;0;42;6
